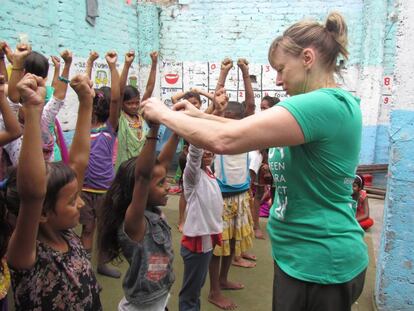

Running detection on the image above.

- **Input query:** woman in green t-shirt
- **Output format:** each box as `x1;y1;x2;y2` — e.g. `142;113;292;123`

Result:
141;11;368;311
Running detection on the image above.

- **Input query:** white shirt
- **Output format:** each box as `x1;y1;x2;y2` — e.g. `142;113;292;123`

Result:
183;145;223;251
214;153;250;187
248;150;263;175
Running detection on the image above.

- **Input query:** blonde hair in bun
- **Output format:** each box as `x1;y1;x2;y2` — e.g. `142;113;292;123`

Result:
268;12;349;72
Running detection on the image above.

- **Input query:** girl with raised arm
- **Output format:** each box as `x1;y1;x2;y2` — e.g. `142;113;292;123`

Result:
99;126;179;310
5;73;102;310
115;51;158;171
80;51;122;278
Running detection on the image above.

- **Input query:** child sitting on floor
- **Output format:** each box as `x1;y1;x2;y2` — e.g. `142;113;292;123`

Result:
352;174;374;231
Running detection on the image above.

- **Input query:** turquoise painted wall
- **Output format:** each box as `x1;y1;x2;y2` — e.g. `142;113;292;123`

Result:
1;0;140;59
1;0;397;165
375;110;414;309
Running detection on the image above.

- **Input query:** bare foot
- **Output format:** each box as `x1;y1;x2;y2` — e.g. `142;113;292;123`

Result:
220;279;245;290
254;228;265;240
208;291;237;310
232;257;256;268
241;252;257;261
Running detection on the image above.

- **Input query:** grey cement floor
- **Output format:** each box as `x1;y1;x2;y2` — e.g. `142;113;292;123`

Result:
6;196;386;311
365;198;385;263
94;195;385;311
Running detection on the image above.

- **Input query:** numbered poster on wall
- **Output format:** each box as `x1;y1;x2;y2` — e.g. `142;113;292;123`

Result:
225;66;239;91
161;60;183;89
226;90;238;102
261;64;278;90
207;62;238;91
160;87;181;108
183;62;209;90
207;62;220;90
238;63;262;91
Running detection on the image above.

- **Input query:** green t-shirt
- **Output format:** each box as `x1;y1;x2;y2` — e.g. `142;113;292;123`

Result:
267;88;368;284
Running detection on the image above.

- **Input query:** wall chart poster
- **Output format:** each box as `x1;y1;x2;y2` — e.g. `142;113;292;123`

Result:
160;61;288;112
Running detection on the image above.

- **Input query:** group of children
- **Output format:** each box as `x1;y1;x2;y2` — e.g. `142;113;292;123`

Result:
0;39;374;311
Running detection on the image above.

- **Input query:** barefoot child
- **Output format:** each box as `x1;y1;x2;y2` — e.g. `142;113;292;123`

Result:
5;73;102;309
207;58;256;310
80;50;121;278
179;143;223;311
99;126;179;310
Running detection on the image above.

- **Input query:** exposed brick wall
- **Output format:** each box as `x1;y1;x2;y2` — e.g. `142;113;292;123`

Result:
1;0;139;58
158;0;365;64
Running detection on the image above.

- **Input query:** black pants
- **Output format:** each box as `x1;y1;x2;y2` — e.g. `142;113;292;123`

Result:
179;246;213;311
272;262;366;311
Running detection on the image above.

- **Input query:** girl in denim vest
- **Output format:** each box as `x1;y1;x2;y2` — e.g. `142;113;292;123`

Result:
99;124;179;311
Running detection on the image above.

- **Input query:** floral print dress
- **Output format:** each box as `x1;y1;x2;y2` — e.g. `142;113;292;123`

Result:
10;230;102;311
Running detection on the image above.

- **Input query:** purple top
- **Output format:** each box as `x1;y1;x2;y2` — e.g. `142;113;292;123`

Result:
83;123;117;191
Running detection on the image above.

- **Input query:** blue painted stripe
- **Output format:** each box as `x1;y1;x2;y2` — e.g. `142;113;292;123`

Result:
375;109;414;310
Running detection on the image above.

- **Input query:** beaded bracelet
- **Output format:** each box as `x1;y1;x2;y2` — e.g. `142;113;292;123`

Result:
146;136;159;140
58;76;70;84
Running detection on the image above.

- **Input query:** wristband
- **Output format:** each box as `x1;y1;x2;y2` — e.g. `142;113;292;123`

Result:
58;76;70;84
146;135;159;140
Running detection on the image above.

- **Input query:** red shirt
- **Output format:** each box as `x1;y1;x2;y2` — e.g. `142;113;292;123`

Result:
181;234;222;253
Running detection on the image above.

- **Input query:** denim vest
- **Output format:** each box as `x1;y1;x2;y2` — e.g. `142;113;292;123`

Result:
119;207;175;305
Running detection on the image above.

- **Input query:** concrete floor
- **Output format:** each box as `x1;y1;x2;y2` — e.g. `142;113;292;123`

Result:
95;195;385;311
365;198;385;263
6;195;385;310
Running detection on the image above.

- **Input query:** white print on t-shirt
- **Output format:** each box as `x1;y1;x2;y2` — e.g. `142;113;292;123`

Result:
269;147;284;160
269;147;288;220
146;254;169;282
344;177;354;185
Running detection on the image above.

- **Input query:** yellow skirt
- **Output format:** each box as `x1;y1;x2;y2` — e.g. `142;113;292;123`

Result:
213;191;254;257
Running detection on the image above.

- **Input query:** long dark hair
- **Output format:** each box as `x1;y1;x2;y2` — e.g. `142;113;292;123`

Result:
24;51;49;78
98;157;137;263
98;156;162;263
93;87;111;123
3;162;76;216
123;85;140;102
